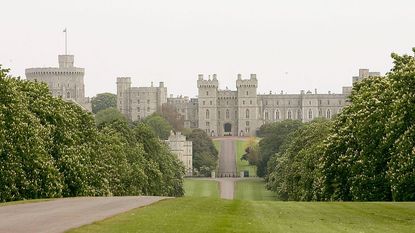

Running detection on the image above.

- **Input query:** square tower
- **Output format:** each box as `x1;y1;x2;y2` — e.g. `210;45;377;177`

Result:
197;74;219;136
236;74;259;136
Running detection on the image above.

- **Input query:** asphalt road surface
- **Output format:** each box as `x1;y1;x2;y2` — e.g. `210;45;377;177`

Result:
0;196;168;233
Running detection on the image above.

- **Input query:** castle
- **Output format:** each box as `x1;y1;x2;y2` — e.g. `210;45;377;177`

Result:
25;55;91;111
165;131;193;176
117;69;380;136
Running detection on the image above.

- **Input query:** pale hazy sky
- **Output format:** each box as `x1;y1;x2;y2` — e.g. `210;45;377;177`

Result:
1;0;414;97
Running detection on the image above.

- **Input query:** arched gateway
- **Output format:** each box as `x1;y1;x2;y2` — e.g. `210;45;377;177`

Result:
224;123;232;136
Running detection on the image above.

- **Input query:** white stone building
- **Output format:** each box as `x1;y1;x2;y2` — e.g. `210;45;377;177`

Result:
25;54;91;111
117;69;379;136
165;131;193;176
117;77;167;121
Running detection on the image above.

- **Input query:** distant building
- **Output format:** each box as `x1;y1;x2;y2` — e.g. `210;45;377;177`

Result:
165;131;193;176
25;54;91;111
352;68;381;84
117;69;379;136
116;77;167;121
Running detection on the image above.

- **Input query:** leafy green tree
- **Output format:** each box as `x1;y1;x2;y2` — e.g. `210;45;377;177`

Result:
322;49;415;201
185;129;218;176
257;120;303;177
143;113;173;140
266;119;331;201
91;92;117;114
95;107;127;126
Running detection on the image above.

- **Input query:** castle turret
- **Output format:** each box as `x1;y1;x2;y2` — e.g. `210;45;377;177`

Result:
197;74;219;136
236;74;258;136
116;77;131;118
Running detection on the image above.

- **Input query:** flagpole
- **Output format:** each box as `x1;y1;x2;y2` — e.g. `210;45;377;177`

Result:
64;28;67;55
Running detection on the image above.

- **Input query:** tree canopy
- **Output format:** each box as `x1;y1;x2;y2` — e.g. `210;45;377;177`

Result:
184;129;218;176
143;113;173;140
256;120;303;177
0;66;184;202
95;107;127;126
91;92;117;114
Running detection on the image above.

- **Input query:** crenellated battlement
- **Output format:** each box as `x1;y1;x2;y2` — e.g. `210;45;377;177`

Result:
236;74;258;88
197;74;219;88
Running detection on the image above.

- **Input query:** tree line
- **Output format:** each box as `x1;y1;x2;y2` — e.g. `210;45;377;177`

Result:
0;67;184;202
253;49;415;201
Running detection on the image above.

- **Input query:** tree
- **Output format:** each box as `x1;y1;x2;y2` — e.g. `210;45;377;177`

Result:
266;119;331;201
241;137;260;166
143;113;173;140
185;129;218;176
95;107;127;126
91;93;117;114
159;103;185;131
256;120;303;177
321;48;415;201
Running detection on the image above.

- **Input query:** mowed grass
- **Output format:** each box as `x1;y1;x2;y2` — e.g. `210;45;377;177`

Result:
184;179;219;198
236;140;256;177
235;179;277;201
69;197;415;233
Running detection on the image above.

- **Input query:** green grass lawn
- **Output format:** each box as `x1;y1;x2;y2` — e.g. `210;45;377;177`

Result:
236;140;256;177
184;179;219;198
69;197;415;233
235;179;277;201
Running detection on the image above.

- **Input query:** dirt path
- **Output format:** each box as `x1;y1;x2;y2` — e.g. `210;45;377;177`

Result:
0;196;168;233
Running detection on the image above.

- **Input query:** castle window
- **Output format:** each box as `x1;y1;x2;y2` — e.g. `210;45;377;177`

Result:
66;92;70;99
308;109;313;119
210;101;212;105
206;91;209;96
327;109;331;119
297;109;301;119
277;101;279;105
327;100;330;105
147;100;150;104
339;100;342;105
265;111;269;120
265;100;268;105
138;100;140;104
246;121;250;126
226;101;229;105
288;110;292;119
250;100;252;105
246;91;249;96
203;101;205;105
319;109;322;117
226;109;230;119
246;109;250;118
243;100;245;105
206;122;210;127
288;101;291;105
309;101;312;105
218;111;221;119
275;110;280;120
319;100;322;105
206;109;210;119
138;107;140;112
147;107;150;112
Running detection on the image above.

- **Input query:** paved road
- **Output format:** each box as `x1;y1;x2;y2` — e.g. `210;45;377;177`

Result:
0;196;168;233
217;138;237;178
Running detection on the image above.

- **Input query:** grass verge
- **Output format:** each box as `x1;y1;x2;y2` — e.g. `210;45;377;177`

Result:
235;179;277;201
68;197;415;233
184;179;219;198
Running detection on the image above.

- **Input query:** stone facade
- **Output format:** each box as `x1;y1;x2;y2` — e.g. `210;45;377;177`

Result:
117;78;167;121
25;55;91;111
117;69;379;137
165;131;193;176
